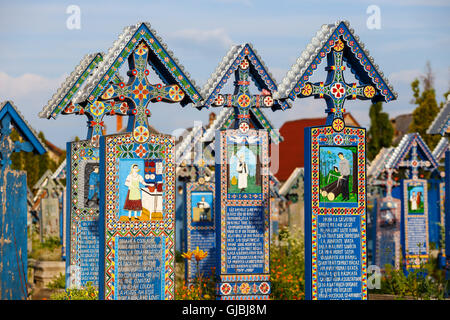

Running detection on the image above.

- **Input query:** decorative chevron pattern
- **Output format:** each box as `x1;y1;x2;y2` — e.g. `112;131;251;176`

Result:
217;275;271;298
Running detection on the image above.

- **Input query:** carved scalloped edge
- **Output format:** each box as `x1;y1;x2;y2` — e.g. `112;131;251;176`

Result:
386;133;438;170
73;22;202;104
194;43;291;109
367;146;394;179
427;97;450;135
273;20;398;101
432;136;449;161
195;44;244;108
175;124;204;162
1;100;48;153
39;53;102;119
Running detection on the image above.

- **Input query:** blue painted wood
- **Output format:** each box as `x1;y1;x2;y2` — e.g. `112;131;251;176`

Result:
0;101;47;299
0;169;28;300
373;197;401;270
176;179;186;253
304;125;367;300
370;197;378;266
184;181;216;285
428;179;442;248
445;150;450;270
65;142;72;288
304;127;313;301
214;129;271;300
0;102;46;156
400;179;430;273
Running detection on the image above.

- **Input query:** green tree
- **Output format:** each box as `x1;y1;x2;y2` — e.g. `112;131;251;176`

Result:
408;62;441;149
367;102;394;160
10;129;62;188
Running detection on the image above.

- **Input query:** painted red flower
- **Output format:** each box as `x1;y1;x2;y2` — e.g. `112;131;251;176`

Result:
132;83;150;101
330;83;345;99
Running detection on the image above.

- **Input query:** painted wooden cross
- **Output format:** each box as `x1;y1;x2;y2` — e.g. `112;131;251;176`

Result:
374;168;398;200
212;52;275;134
0;114;34;168
299;39;377;131
398;142;432;180
62;74;128;146
97;42;185;143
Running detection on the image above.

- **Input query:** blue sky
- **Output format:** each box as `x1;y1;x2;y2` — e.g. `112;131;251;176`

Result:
0;0;449;148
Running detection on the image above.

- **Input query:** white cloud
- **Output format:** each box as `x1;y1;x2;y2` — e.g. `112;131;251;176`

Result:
388;69;422;84
0;72;66;100
170;28;234;49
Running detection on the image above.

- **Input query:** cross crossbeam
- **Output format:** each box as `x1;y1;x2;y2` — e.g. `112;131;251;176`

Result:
62;74;128;146
96;42;185;143
212;55;274;134
298;39;376;131
398;142;431;179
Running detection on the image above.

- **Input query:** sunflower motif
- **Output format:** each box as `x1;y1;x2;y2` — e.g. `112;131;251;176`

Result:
135;42;148;56
301;83;313;96
90;101;105;116
237;94;251;108
334;39;344;52
168;85;185;102
332;117;345;132
133;125;150;143
364;85;376;98
240;283;250;295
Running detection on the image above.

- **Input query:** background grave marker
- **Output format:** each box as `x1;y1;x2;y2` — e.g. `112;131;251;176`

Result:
0;101;46;300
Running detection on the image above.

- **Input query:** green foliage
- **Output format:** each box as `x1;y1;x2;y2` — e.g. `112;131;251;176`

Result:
408;63;441;150
374;255;448;300
175;269;217;300
9;130;64;188
47;273;65;289
50;282;98;300
175;250;184;263
438;223;445;251
270;227;305;300
29;233;62;261
367;102;394;160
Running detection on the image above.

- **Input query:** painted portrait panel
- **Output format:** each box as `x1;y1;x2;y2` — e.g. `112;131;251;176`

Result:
407;185;425;214
118;158;164;222
319;146;357;204
227;143;262;194
84;163;100;209
191;191;214;227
